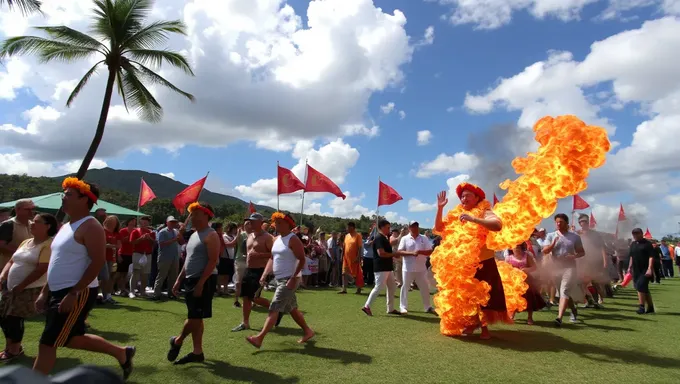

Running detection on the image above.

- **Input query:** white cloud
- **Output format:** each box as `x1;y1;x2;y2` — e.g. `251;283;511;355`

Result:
416;130;432;146
416;152;479;178
417;25;435;46
434;0;680;29
0;0;415;164
327;192;374;218
446;106;455;112
408;198;436;212
161;172;176;179
380;102;396;114
384;211;409;224
398;110;406;119
0;153;107;177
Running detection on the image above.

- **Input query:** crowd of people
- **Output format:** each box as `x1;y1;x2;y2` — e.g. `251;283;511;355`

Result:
0;178;676;380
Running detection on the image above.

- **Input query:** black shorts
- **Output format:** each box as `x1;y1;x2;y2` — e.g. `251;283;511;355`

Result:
633;274;650;294
118;255;133;274
218;258;235;276
185;275;217;319
40;287;97;347
240;268;265;300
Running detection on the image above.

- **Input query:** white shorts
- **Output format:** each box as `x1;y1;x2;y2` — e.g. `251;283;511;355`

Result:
233;260;247;283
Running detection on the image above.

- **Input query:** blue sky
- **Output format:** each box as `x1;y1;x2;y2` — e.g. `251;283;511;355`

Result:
1;0;679;238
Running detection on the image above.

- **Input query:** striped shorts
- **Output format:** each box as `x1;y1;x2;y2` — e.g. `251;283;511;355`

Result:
40;287;97;347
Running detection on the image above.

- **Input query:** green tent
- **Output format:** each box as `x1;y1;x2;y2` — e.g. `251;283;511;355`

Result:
0;193;146;217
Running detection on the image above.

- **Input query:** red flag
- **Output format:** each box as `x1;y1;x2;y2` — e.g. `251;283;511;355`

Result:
618;204;626;221
378;181;402;206
304;164;346;199
644;228;652;239
589;212;597;228
249;201;256;213
277;165;305;195
138;178;156;208
172;176;207;214
493;193;499;206
572;194;590;210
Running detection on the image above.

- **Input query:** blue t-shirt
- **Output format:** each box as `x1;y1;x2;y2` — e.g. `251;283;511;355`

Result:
363;240;374;259
157;227;180;263
545;230;583;268
659;245;671;260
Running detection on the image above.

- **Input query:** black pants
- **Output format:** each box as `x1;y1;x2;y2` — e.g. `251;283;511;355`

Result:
0;315;25;343
362;258;374;285
653;259;663;283
661;259;674;277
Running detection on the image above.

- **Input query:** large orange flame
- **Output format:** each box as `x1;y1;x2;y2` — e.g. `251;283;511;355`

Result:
431;115;611;336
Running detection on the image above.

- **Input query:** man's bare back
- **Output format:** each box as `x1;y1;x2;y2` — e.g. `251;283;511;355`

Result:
246;230;273;268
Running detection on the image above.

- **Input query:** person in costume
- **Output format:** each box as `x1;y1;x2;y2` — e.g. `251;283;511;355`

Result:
433;183;510;340
505;243;545;325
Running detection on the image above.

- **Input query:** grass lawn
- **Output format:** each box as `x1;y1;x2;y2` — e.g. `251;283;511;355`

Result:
11;278;680;383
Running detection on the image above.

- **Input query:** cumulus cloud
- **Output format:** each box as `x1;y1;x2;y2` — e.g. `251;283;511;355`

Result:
0;153;107;177
415;152;479;178
408;198;436;212
161;172;176;179
380;102;396;114
416;130;432;146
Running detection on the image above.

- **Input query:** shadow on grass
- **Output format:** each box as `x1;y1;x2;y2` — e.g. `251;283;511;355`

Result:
401;314;441;324
254;340;372;365
187;359;299;384
458;330;680;368
268;327;320;337
88;328;137;343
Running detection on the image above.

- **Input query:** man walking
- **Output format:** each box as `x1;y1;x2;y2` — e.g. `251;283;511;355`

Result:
246;212;314;348
33;178;134;379
233;219;251;308
232;213;272;332
398;221;435;314
340;222;363;294
659;240;674;278
628;228;655;314
167;202;220;365
153;216;184;300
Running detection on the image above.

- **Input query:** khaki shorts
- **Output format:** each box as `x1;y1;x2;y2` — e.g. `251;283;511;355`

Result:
269;278;298;314
233;260;247;283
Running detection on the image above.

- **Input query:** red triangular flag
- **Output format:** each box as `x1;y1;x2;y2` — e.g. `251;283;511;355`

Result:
378;180;402;207
589;212;597;228
172;176;207;214
618;204;626;221
277;165;305;195
138;178;156;208
304;164;346;199
493;193;499;206
249;201;256;214
572;194;590;210
644;228;652;239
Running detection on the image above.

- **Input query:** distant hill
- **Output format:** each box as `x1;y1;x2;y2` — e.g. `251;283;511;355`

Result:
60;167;261;209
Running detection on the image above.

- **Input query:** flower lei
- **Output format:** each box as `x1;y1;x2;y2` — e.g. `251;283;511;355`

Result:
187;202;214;218
271;211;295;227
62;177;98;203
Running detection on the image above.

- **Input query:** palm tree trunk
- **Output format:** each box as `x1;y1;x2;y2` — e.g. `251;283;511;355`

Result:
56;68;116;221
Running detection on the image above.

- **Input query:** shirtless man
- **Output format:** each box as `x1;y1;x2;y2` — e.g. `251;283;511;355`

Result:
232;213;273;332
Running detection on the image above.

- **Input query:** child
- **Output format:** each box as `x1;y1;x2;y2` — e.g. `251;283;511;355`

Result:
505;243;546;325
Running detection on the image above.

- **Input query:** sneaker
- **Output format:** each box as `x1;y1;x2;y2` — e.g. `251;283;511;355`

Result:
173;352;205;365
120;346;136;380
387;310;402;315
569;314;578;323
167;337;181;362
636;306;646;315
361;307;373;316
645;307;655;314
233;301;241;308
128;292;136;299
231;323;249;332
554;318;562;327
426;307;437;315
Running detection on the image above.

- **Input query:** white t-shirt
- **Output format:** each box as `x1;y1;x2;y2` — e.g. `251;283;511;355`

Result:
398;234;432;273
8;238;52;290
223;234;235;259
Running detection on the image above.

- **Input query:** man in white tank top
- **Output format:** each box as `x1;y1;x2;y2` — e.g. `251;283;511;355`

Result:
246;212;314;349
33;178;135;380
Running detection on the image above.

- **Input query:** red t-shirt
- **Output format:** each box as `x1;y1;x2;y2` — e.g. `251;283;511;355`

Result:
131;227;155;254
118;227;134;256
105;230;120;262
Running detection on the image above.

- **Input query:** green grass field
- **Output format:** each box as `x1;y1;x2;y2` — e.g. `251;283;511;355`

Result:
11;278;680;383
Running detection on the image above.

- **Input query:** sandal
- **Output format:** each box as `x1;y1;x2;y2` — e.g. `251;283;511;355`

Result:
0;347;24;363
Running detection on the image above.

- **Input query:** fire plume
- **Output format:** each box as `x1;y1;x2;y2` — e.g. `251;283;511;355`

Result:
430;115;611;336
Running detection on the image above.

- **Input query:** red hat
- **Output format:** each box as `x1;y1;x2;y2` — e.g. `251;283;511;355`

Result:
455;182;486;201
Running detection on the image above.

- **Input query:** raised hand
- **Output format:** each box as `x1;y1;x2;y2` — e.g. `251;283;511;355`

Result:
437;191;448;209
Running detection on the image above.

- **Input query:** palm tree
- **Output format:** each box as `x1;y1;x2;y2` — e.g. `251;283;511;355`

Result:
0;0;42;15
0;0;195;181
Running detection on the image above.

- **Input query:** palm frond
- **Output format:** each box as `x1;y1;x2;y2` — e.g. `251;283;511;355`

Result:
121;63;162;122
126;49;194;75
122;20;187;50
115;67;129;112
34;26;108;54
91;0;117;44
66;61;104;107
1;0;43;16
129;60;194;102
0;36;98;63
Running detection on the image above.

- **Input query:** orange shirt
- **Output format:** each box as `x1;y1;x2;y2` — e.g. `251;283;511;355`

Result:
343;232;362;262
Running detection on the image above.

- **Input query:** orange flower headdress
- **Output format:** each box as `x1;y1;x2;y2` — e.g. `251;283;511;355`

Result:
187;202;214;218
62;177;98;203
455;182;486;201
271;211;295;227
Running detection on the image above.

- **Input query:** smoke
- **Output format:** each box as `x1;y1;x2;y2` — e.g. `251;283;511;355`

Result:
467;123;536;198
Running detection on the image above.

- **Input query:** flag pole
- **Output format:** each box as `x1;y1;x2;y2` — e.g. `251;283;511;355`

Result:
137;177;143;212
277;161;280;211
197;171;210;201
376;177;380;229
299;159;308;225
